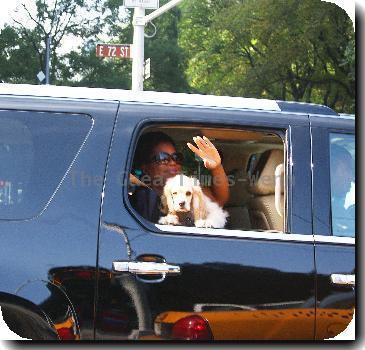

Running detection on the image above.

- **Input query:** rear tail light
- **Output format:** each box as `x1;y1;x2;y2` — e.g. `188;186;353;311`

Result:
57;327;76;340
74;270;93;279
171;315;213;340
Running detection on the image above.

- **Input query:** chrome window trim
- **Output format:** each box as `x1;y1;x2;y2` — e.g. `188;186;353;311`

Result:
313;234;354;245
308;113;355;120
155;225;355;245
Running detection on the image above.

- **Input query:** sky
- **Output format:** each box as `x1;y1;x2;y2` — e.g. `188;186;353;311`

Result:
0;0;34;28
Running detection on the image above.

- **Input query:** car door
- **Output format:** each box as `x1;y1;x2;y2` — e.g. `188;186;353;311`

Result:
95;103;316;340
310;115;355;340
0;96;119;340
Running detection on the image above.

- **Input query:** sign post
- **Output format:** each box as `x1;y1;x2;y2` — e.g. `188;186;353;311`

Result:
124;0;184;91
45;35;51;85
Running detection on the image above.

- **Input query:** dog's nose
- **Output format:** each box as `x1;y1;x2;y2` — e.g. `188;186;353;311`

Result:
179;201;185;208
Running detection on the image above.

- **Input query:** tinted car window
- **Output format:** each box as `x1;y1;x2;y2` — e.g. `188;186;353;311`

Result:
329;133;355;237
0;110;92;220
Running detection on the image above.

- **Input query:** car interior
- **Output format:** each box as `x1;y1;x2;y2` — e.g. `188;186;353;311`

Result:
0;117;33;213
129;125;286;233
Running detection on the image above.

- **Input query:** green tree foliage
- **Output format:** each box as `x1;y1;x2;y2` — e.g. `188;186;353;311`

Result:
179;0;355;113
0;26;41;83
143;6;190;92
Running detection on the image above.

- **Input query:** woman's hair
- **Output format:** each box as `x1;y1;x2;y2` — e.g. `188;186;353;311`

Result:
133;131;176;170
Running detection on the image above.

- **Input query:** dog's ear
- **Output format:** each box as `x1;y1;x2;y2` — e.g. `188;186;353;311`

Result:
192;185;207;222
163;182;176;215
159;194;168;215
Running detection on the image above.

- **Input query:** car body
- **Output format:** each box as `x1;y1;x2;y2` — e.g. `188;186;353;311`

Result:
0;84;355;340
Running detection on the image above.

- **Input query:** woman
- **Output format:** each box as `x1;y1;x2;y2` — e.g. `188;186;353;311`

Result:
130;131;229;223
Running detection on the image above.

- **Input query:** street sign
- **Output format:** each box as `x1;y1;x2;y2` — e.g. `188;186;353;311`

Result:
37;71;45;83
144;58;151;79
124;0;159;9
96;44;132;59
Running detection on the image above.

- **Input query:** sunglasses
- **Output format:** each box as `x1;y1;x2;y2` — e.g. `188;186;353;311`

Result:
149;152;184;165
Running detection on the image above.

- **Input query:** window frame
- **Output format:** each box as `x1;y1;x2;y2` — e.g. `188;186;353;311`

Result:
121;107;300;240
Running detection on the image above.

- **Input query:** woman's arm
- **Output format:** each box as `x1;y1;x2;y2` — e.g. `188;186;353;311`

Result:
209;163;229;206
187;136;230;207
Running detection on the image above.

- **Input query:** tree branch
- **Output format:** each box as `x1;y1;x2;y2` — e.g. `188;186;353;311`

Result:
21;3;46;34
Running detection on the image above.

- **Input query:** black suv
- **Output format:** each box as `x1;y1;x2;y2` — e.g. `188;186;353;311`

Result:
0;84;355;340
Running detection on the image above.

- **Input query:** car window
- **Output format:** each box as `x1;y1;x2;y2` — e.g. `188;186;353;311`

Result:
329;133;355;237
128;125;287;233
0;110;92;220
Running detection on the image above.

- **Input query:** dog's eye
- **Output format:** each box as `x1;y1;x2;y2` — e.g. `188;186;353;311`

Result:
172;192;177;195
186;191;192;196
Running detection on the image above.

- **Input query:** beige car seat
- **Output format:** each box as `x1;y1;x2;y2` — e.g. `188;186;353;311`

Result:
224;168;252;230
247;149;284;231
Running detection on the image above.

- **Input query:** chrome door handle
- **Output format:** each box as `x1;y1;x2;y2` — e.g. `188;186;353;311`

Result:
331;274;355;287
113;261;181;275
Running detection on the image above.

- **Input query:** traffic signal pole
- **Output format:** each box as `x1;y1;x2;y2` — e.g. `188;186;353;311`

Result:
131;0;183;91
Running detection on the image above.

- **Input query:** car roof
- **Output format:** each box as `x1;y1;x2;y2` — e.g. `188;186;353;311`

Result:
0;83;280;111
0;83;351;118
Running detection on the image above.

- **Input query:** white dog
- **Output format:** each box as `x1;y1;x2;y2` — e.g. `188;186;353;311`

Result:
158;174;228;228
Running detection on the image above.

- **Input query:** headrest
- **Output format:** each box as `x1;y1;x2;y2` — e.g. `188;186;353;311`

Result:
248;149;284;195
